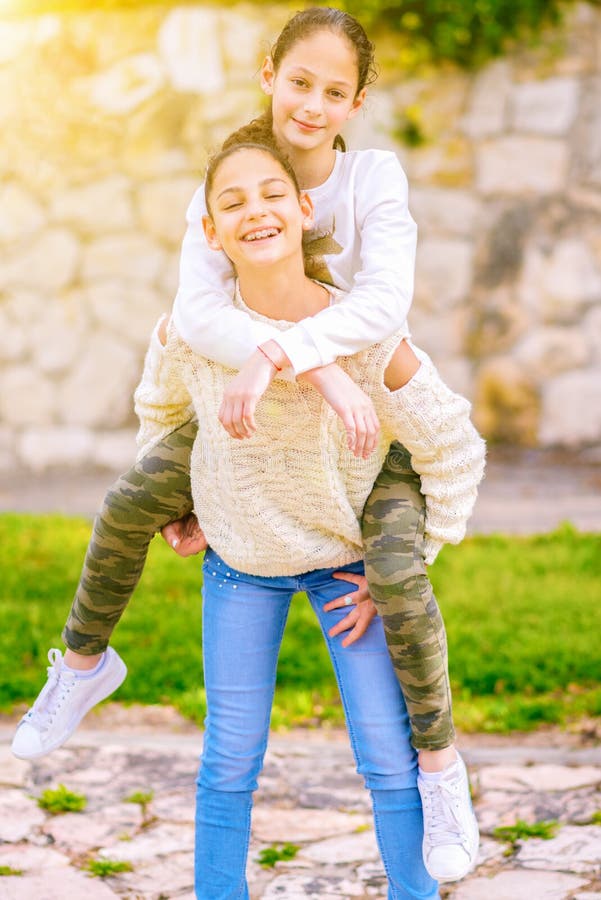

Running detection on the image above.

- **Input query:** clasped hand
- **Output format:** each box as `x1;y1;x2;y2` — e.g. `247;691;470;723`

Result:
219;349;380;459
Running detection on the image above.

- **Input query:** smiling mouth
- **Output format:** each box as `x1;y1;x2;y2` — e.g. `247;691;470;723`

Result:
292;118;323;132
241;227;281;242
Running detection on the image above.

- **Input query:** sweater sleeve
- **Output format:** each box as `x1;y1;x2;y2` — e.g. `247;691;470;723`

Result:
134;317;195;461
378;347;486;564
275;152;417;372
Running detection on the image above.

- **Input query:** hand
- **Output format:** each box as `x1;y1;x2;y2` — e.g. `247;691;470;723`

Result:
161;513;208;557
219;349;279;439
299;364;380;458
323;572;377;647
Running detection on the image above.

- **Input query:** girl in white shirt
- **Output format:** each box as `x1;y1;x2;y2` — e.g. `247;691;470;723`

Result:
13;7;480;882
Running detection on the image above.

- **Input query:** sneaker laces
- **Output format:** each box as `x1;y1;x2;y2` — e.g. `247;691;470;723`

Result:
22;648;77;734
421;772;467;848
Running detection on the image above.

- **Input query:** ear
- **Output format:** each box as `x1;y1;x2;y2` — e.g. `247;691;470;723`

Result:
346;86;367;121
202;215;222;251
299;192;315;231
260;55;275;96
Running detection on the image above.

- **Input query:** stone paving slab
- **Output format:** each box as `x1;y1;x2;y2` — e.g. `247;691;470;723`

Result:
1;726;601;899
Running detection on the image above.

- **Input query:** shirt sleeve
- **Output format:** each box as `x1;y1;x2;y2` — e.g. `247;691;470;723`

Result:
377;345;486;564
171;186;288;369
276;152;417;373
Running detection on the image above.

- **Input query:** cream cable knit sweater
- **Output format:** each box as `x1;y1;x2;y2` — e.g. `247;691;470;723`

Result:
135;290;486;576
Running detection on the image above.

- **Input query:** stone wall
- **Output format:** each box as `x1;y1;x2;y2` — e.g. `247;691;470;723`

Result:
1;2;600;473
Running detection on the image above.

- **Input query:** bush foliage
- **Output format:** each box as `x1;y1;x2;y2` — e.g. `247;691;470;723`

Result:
343;0;597;69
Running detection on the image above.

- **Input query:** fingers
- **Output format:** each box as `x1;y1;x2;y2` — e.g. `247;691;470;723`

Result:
218;397;257;439
161;521;182;551
343;408;380;459
330;572;370;601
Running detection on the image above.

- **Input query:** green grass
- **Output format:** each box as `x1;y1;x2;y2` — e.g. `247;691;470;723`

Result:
0;866;23;876
1;514;600;733
36;784;87;814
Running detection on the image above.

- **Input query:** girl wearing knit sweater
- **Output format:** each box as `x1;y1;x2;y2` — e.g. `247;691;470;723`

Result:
136;139;484;900
13;7;482;883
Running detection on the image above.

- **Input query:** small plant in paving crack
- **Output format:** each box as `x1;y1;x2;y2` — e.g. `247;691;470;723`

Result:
36;784;87;814
125;790;155;827
0;866;23;876
494;819;559;845
86;859;134;877
591;811;601;825
255;842;300;868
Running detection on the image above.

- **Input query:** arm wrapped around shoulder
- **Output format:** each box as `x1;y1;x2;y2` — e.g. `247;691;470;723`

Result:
134;316;194;461
380;349;486;564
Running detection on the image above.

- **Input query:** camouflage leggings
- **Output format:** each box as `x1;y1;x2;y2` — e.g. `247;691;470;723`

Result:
63;423;454;750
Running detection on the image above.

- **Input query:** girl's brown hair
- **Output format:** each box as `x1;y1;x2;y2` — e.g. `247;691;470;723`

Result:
204;141;300;215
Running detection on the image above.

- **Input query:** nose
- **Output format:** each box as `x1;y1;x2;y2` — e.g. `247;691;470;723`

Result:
246;195;268;219
303;89;323;117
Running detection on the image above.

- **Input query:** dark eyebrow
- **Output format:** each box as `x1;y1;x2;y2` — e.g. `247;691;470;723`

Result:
216;177;289;201
290;66;353;89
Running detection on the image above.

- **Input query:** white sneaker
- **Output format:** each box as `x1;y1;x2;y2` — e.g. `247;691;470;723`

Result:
11;647;127;760
417;753;479;882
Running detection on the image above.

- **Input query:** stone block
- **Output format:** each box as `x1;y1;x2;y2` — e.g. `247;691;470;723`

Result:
409;187;481;237
98;822;194;862
51;176;135;234
461;60;512;138
252;807;371;843
0;844;70;872
584;305;601;361
414;238;474;311
518;239;601;323
263;874;368;897
511;77;580;135
0;182;45;243
0;228;80;291
91;429;137;471
81;53;165;115
159;8;224;94
0;747;29;787
29;299;88;374
452;869;587;900
477;764;601;793
58;334;139;428
0;366;55;427
540;367;601;446
517;824;601;874
18;426;94;471
86;280;166;350
137;176;199;245
0;789;46;842
300;830;379;864
0;868;121;899
473;357;540;445
515;326;590;379
82;234;165;284
476;138;568;194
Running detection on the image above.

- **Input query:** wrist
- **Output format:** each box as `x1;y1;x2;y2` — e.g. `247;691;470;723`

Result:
259;340;290;372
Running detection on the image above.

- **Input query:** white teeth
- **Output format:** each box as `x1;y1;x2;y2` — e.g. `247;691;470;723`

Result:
243;228;279;242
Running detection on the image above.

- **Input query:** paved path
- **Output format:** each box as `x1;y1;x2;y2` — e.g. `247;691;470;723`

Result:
1;723;601;899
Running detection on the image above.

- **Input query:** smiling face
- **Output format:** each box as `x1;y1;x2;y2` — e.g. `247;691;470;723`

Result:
261;30;366;157
203;147;314;272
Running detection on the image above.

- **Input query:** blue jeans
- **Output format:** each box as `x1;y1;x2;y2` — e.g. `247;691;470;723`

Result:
195;548;439;900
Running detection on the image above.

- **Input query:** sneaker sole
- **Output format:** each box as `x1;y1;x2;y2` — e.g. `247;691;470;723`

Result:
12;656;127;760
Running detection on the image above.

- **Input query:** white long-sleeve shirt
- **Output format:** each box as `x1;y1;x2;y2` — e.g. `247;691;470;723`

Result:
172;149;417;374
137;287;486;574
